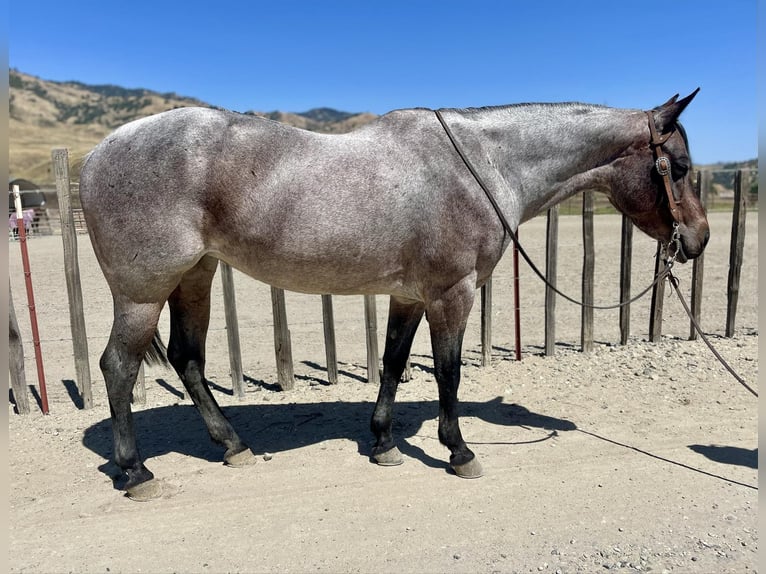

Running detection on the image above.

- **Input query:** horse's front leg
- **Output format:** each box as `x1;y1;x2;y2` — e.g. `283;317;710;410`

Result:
370;296;424;466
167;256;255;468
426;281;483;478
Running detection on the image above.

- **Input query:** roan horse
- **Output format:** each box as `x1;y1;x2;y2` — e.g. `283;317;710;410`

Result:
80;90;709;500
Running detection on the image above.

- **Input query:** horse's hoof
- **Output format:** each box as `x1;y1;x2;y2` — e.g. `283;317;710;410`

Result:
451;457;484;479
224;448;258;468
126;478;163;501
372;446;404;466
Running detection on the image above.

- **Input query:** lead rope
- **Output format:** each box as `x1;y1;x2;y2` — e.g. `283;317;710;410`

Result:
435;109;756;397
666;269;758;397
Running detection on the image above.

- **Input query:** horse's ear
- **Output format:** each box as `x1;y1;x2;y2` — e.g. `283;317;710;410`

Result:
659;94;680;107
653;88;700;132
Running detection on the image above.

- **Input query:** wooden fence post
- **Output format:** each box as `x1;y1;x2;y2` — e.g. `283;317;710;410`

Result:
270;287;294;390
221;262;245;398
481;277;492;366
544;205;558;356
364;295;380;385
321;294;339;384
689;171;707;340
52;148;92;409
580;191;594;353
619;214;633;345
9;282;30;414
726;169;746;337
648;241;666;342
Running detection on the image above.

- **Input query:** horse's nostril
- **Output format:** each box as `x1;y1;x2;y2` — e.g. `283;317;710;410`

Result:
703;229;710;248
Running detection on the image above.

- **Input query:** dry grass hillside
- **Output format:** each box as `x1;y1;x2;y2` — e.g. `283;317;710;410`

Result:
9;70;755;192
9;70;377;185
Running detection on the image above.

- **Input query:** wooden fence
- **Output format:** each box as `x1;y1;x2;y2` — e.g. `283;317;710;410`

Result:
8;151;755;411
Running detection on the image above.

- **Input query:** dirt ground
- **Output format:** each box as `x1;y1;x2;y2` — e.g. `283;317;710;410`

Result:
9;211;758;574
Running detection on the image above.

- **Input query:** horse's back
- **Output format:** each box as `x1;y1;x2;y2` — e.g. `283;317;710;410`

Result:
82;107;432;297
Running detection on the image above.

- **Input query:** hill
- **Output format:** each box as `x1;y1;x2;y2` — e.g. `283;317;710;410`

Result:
9;70;377;184
9;70;756;189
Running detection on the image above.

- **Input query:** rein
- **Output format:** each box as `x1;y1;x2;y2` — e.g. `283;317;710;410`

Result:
434;109;755;397
434;108;670;310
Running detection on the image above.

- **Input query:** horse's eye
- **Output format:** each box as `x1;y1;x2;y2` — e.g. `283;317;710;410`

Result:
672;162;689;181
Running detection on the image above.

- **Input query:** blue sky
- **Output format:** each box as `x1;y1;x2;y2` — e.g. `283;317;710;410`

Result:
9;0;757;164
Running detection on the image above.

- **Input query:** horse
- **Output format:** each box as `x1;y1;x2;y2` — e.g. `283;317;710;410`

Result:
79;90;708;500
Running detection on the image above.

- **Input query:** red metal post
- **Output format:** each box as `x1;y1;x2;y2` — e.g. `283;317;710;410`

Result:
13;186;49;414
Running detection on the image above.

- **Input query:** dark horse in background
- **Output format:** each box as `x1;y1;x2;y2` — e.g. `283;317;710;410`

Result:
80;90;708;500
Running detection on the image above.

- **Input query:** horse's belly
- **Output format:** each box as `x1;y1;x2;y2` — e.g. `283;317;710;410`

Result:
215;244;416;298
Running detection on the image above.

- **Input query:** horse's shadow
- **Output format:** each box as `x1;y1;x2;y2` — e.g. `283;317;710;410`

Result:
688;444;758;469
82;395;577;484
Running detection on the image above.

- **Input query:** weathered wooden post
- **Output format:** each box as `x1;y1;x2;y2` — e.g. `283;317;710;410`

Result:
648;241;666;342
689;171;707;340
52;148;93;409
618;214;633;345
580;191;594;353
9;282;30;415
544;205;559;356
364;295;380;385
271;287;294;390
321;295;339;384
726;170;746;337
220;262;245;398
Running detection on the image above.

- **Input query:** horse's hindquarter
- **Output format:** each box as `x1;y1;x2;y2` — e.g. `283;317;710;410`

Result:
81;107;505;302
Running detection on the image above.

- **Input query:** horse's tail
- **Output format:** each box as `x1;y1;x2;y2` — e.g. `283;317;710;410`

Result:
144;331;171;368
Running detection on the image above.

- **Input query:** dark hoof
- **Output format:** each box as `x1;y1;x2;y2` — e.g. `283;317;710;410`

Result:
372;446;403;466
126;478;164;501
451;457;484;479
224;448;258;468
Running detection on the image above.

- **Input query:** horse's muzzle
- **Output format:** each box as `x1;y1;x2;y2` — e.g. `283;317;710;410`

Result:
678;227;710;262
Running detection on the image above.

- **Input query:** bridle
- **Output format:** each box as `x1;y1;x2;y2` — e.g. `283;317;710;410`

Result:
646;110;682;223
646;110;685;264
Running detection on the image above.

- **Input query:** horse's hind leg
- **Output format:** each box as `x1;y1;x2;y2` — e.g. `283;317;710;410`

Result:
371;296;424;466
101;299;164;500
167;256;255;467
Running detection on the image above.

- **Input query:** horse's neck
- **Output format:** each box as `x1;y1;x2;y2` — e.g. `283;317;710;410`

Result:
450;105;642;223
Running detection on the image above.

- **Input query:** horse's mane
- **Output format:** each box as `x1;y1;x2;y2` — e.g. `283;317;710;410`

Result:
452;101;611;115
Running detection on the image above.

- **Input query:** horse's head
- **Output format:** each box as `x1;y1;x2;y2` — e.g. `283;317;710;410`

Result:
609;89;709;263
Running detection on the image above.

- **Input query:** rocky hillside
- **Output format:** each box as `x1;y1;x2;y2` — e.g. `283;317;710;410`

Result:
9;70;377;184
